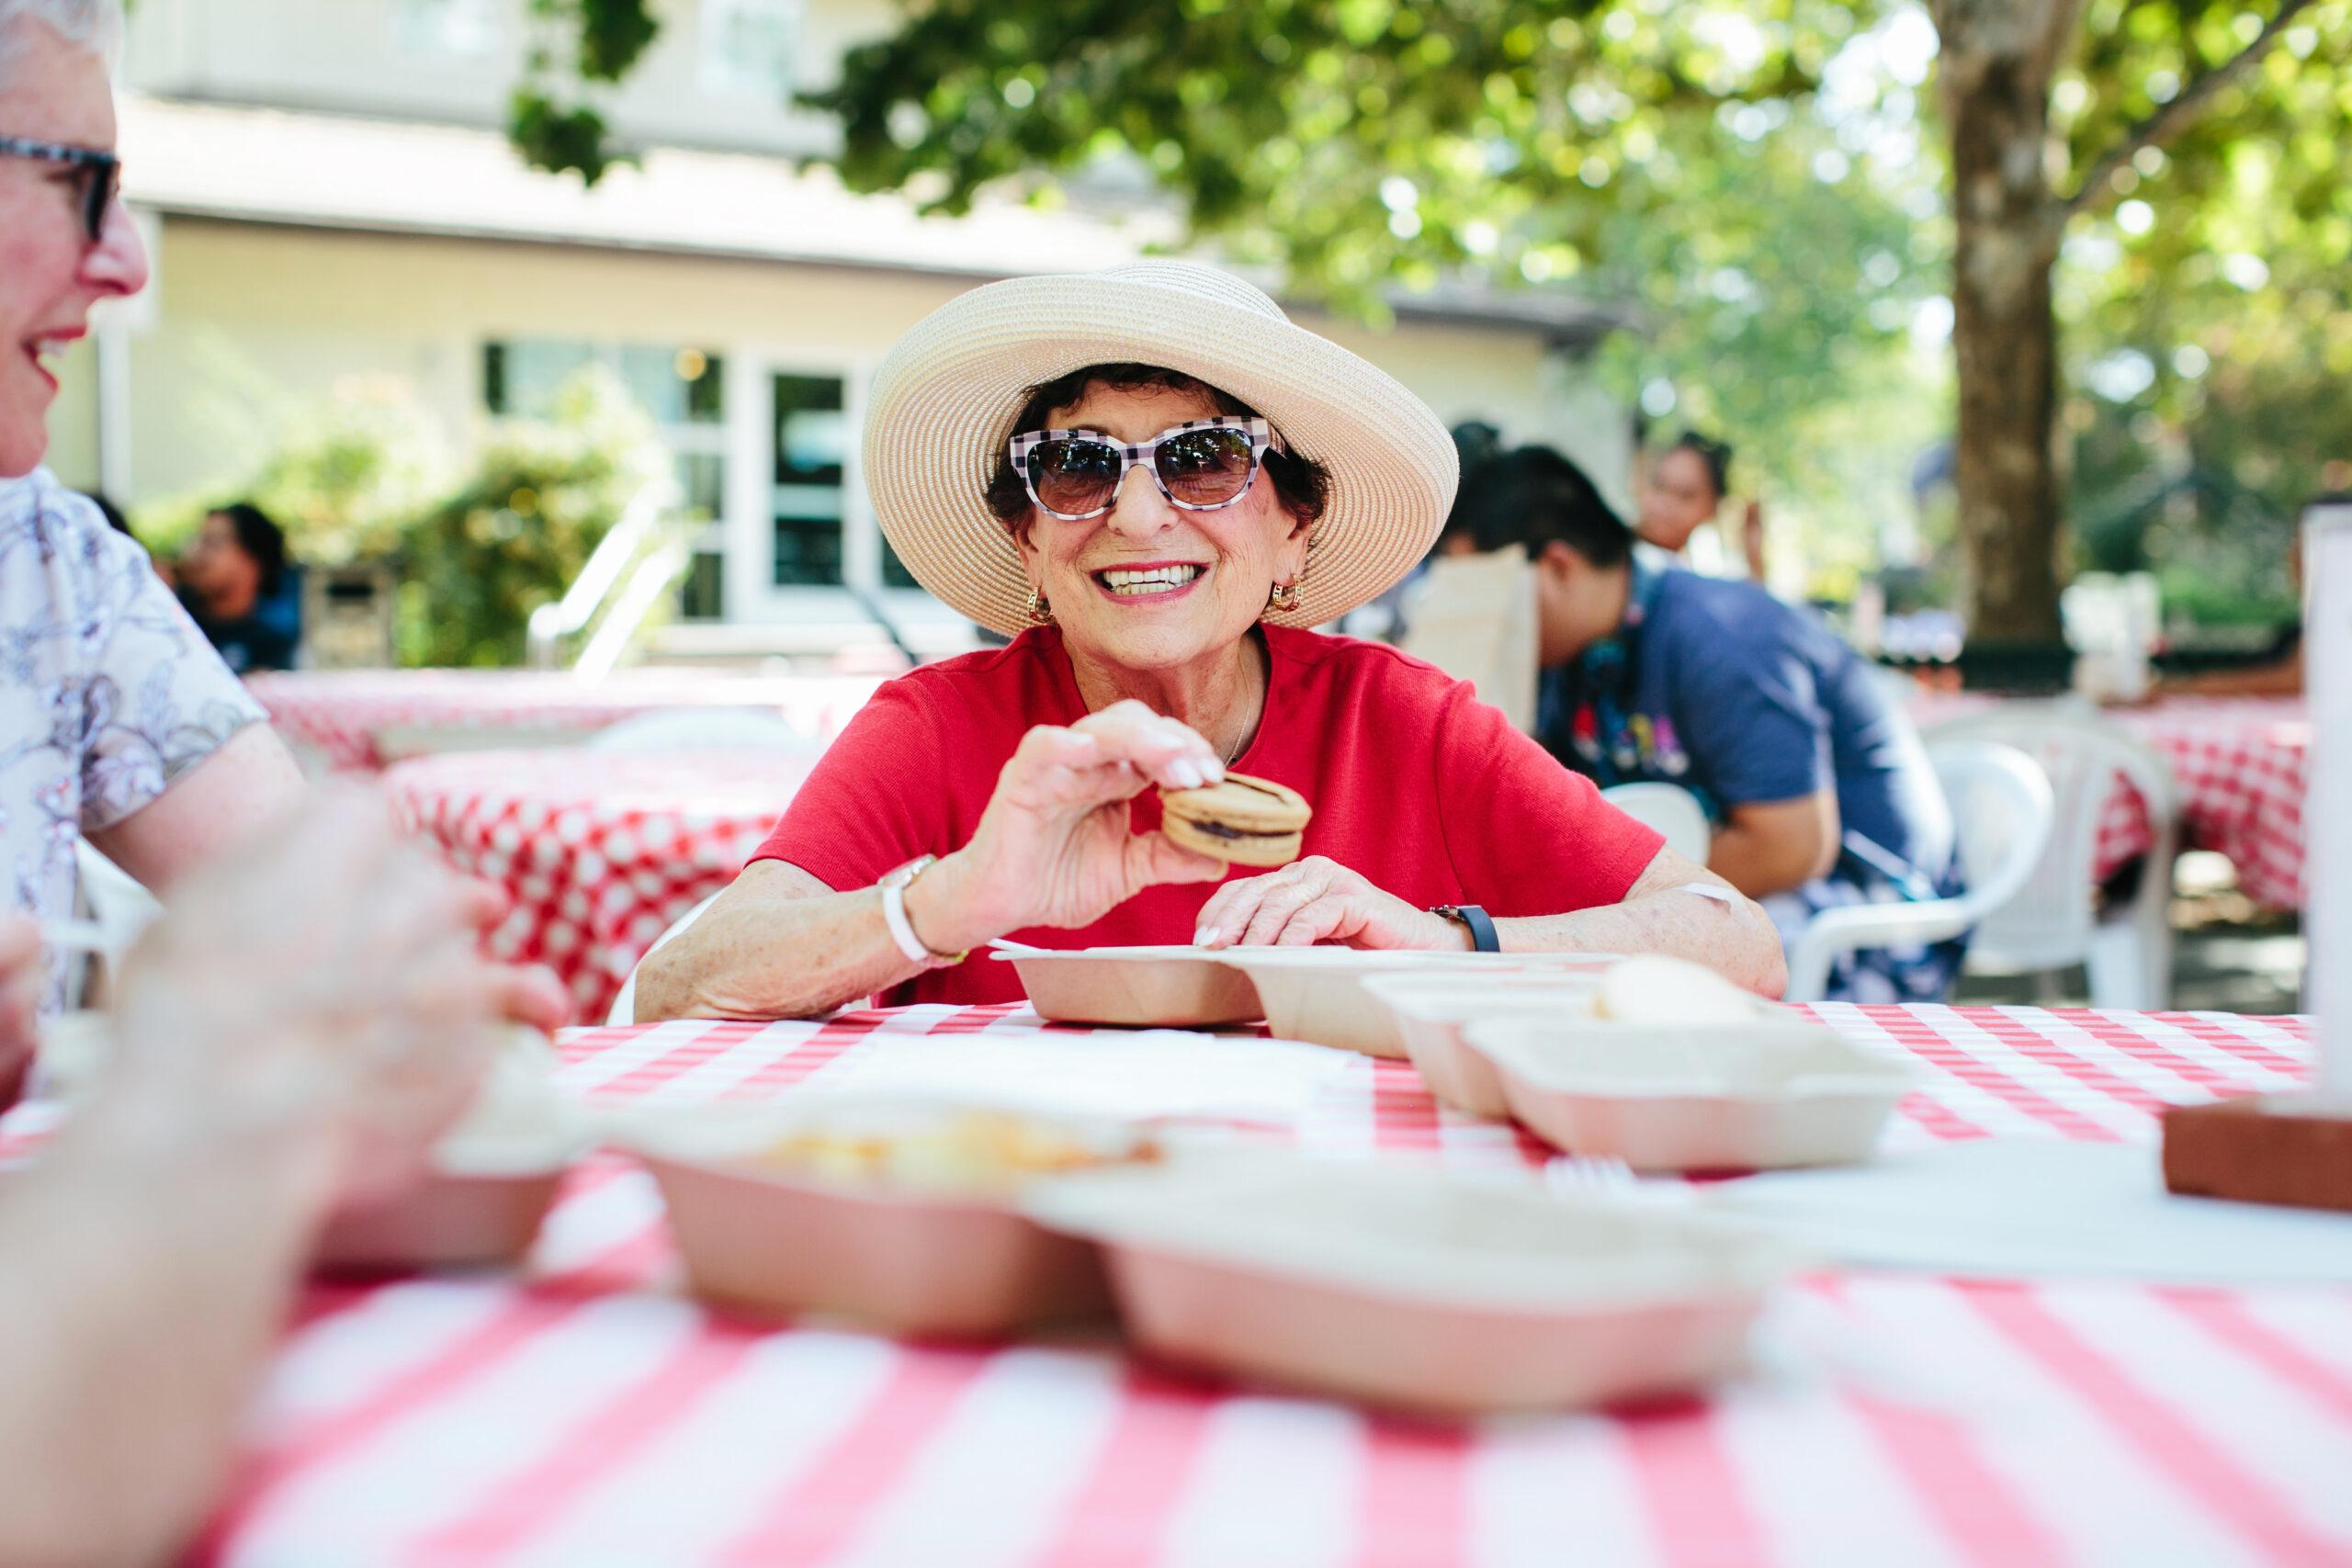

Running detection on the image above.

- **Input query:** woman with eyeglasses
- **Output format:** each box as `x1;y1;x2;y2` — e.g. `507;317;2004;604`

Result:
636;262;1783;1022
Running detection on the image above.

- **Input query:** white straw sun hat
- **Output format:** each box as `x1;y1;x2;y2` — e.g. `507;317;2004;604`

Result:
864;261;1459;637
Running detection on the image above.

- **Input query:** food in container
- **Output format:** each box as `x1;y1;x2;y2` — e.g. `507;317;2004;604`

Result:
1465;1014;1916;1172
999;945;1264;1028
1218;949;1618;1058
1026;1154;1793;1416
628;1100;1163;1337
1157;773;1311;867
1362;971;1605;1116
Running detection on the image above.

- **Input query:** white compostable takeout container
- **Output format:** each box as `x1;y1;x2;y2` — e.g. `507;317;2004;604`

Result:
1025;1153;1795;1416
626;1097;1159;1337
1216;949;1621;1058
1464;1016;1917;1172
38;1014;589;1272
999;945;1265;1028
1362;972;1608;1117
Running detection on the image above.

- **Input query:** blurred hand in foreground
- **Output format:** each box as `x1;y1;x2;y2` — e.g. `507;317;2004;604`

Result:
100;786;567;1205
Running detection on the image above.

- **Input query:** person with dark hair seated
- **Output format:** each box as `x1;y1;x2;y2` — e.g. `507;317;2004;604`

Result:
1637;429;1767;581
1452;444;1965;1003
178;501;300;672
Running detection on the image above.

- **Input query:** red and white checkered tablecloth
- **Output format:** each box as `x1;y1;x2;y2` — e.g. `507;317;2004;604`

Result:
248;669;882;772
27;1001;2324;1568
386;750;805;1024
1917;695;2310;909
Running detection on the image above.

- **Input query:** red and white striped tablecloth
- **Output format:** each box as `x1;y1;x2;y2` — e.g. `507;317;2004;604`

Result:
386;750;805;1024
248;669;881;772
71;1001;2342;1568
1914;694;2309;908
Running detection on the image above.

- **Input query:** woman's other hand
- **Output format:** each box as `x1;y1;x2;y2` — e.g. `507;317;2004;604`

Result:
919;699;1228;944
1190;856;1467;951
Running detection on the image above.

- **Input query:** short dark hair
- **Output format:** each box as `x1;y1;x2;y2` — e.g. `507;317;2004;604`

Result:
1449;444;1634;570
983;362;1332;546
1665;430;1732;500
210;502;288;594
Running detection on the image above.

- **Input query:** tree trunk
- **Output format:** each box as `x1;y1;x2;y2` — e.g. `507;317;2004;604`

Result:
1941;15;2066;644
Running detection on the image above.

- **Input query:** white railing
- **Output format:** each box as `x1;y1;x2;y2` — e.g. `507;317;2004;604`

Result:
525;485;681;674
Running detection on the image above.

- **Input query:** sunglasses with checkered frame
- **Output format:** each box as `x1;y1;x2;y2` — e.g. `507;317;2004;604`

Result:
1010;416;1274;521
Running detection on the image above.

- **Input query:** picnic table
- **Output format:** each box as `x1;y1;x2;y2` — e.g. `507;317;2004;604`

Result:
246;669;882;773
1913;694;2309;908
386;749;811;1023
29;998;2334;1567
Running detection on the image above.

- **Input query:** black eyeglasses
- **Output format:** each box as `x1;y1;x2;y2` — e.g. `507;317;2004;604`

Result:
0;135;121;244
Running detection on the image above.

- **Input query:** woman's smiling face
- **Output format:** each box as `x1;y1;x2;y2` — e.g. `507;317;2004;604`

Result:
1014;379;1309;676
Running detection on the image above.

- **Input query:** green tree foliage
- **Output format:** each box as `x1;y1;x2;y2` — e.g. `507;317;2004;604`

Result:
508;0;2347;636
397;368;671;666
137;370;671;667
507;0;665;186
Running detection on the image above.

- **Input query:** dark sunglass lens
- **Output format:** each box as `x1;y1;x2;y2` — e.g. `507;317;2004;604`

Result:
1030;438;1122;515
1157;428;1254;505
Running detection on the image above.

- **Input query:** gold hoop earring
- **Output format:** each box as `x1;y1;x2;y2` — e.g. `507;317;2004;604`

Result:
1024;587;1055;626
1265;578;1303;616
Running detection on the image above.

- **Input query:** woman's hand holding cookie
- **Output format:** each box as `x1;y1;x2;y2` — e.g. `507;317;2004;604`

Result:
1191;856;1467;951
917;701;1228;944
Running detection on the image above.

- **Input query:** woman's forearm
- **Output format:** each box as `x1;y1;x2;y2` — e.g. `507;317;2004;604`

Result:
634;860;943;1021
0;1097;334;1567
1497;891;1786;996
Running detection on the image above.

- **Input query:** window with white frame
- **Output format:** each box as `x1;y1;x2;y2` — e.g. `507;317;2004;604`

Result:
771;372;846;587
700;0;800;99
482;338;729;618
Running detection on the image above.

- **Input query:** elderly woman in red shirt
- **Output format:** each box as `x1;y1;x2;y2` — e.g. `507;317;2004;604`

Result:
637;263;1783;1021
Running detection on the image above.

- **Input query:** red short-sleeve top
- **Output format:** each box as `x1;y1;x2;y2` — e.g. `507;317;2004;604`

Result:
751;624;1664;1004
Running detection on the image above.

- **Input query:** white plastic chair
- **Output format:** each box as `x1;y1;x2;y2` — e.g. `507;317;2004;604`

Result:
1600;783;1711;863
1920;700;2181;1008
605;891;723;1025
1781;739;2054;1004
587;707;824;755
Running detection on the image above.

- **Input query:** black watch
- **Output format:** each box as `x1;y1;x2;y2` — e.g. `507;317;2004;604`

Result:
1429;903;1499;953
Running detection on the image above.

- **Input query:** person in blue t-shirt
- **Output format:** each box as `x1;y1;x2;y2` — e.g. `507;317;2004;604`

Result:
177;502;300;673
1447;444;1965;1002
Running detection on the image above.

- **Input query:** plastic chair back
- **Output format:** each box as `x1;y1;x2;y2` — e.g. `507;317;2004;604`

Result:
1600;783;1710;863
1920;702;2177;972
1781;739;2053;1003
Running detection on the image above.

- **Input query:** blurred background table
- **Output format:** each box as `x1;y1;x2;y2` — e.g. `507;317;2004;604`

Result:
248;669;883;773
35;998;2331;1568
385;748;810;1022
1913;693;2309;909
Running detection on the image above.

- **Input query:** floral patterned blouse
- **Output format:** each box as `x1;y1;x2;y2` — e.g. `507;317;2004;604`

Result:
2;468;265;1003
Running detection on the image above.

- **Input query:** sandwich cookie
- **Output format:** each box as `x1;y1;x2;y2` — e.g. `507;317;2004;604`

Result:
1158;773;1312;868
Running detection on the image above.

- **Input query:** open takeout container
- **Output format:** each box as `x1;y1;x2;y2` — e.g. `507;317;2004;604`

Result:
1465;1016;1917;1172
1216;950;1620;1058
625;1097;1165;1337
997;945;1264;1028
1025;1153;1794;1416
36;1014;589;1270
1362;972;1606;1117
314;1030;595;1272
